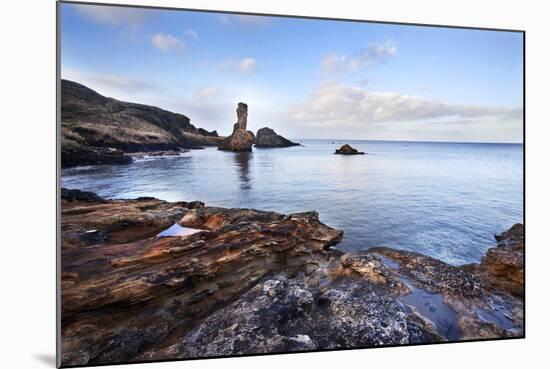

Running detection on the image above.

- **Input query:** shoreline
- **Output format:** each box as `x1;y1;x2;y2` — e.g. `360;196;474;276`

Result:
60;189;524;366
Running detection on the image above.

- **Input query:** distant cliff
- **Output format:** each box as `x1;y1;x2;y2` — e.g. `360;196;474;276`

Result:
61;79;223;166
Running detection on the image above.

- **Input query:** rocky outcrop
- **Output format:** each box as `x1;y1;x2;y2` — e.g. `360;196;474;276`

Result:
60;191;524;366
335;144;365;155
255;127;299;148
218;103;256;152
61;136;133;167
61;80;223;167
479;223;524;296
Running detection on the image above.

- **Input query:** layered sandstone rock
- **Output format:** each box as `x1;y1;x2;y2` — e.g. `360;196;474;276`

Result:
218;102;256;152
255;127;299;148
479;223;524;296
60;190;524;366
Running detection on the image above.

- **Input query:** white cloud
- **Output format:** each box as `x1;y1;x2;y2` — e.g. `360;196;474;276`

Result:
73;4;149;27
219;57;257;74
195;87;219;100
62;70;157;96
184;30;199;40
322;40;398;73
151;33;185;52
238;58;257;73
290;82;522;126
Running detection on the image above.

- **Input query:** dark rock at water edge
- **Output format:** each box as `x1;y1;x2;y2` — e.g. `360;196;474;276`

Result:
255;127;300;148
61;188;106;202
335;144;365;155
61;144;132;168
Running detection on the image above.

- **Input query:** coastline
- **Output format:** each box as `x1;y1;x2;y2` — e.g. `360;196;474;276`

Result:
60;189;524;366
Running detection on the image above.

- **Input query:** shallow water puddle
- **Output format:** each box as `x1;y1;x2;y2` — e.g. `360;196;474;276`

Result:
475;296;515;330
156;223;203;238
375;254;462;340
399;278;462;340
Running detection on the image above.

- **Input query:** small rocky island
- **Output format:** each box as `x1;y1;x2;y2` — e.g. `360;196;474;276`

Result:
60;188;524;366
255;127;300;148
218;102;256;152
335;144;365;155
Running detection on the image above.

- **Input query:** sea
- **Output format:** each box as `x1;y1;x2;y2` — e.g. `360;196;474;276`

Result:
61;140;524;265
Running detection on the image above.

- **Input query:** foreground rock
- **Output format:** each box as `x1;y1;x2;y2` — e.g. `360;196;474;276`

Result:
61;79;222;167
60;190;524;366
479;223;524;296
218;102;256;152
255;127;300;148
335;144;365;155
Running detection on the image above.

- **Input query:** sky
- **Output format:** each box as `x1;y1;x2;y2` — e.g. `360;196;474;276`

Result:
60;3;524;143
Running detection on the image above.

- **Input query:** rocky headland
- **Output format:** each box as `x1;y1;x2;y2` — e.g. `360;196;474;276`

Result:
255;127;300;148
335;144;365;155
218;102;256;152
60;189;524;366
61;80;223;167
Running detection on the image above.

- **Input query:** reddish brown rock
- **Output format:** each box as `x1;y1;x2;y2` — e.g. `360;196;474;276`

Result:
60;191;342;366
218;102;256;152
479;223;524;296
60;190;524;366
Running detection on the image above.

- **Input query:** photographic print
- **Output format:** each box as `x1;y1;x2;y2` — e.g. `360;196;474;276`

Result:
58;1;524;366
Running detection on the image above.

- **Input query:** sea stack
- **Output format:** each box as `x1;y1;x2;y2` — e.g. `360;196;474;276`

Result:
334;144;365;155
218;102;256;152
255;127;300;148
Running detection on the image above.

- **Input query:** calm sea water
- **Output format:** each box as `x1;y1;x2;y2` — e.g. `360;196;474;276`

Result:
61;140;523;265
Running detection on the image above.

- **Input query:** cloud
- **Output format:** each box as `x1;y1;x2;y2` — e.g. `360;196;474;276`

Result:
219;14;270;26
184;30;199;40
62;70;158;98
219;57;257;74
238;58;257;73
195;87;219;100
290;82;522;126
322;41;398;73
151;33;185;52
72;4;149;27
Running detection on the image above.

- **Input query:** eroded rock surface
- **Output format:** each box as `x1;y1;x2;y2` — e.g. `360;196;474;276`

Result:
255;127;299;148
60;190;524;366
218;102;256;152
479;223;524;296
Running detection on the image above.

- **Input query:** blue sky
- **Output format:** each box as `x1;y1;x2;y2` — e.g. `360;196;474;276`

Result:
60;3;524;142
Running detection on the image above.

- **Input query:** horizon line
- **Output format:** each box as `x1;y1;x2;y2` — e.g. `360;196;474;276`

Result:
292;138;524;145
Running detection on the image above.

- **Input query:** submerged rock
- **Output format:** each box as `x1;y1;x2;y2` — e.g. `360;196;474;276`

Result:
218;102;256;152
255;127;299;148
60;192;524;366
334;144;365;155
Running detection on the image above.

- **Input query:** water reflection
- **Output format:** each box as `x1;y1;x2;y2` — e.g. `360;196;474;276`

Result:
233;152;252;190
